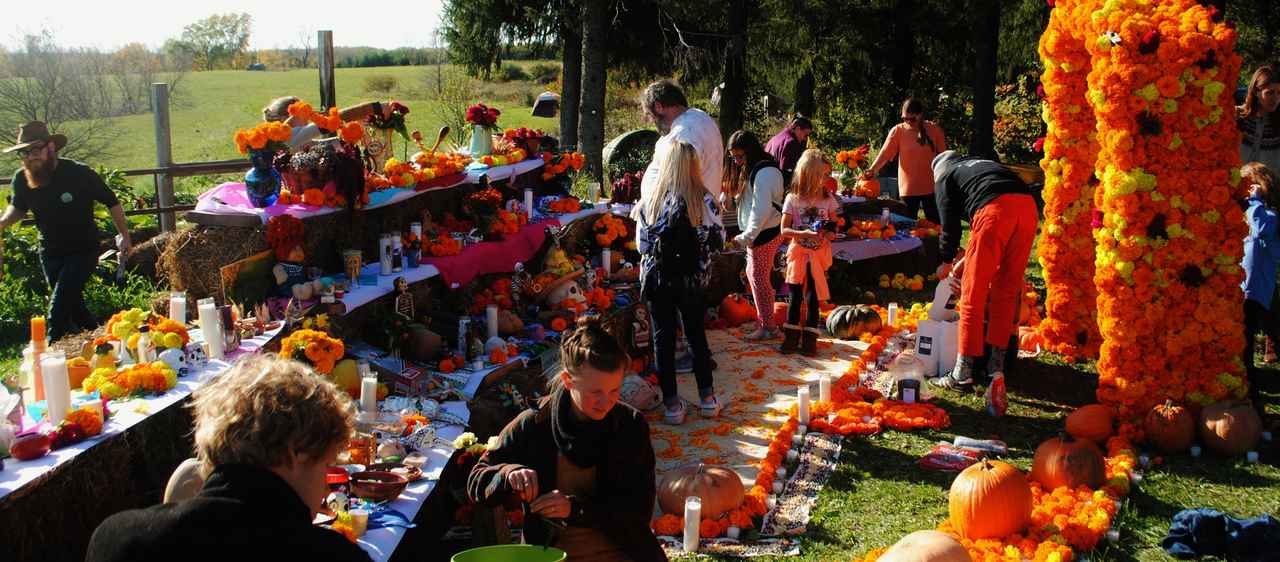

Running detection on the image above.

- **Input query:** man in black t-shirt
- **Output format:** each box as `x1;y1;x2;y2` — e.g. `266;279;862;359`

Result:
1;122;132;340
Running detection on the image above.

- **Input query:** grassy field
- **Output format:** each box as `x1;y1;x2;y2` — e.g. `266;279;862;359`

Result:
1;63;561;200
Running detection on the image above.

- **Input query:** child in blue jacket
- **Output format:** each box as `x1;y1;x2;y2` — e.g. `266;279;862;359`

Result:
1241;162;1280;420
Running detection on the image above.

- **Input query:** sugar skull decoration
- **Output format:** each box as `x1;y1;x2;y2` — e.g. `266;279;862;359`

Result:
158;347;189;376
184;343;209;370
543;271;587;309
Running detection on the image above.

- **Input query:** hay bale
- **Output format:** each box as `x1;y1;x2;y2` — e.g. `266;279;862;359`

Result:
158;225;269;304
127;230;175;282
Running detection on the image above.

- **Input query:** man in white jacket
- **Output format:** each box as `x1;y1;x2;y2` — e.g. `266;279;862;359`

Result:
639;80;724;218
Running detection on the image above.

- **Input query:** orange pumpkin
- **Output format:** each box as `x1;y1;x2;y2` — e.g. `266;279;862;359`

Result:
1029;432;1106;490
1200;401;1262;456
1065;404;1115;444
718;294;757;327
1017;326;1042;352
439;358;455;373
657;463;745;519
550;317;568;332
878;530;973;562
856;177;880;198
948;459;1032;540
489;348;508;365
1145;400;1195;453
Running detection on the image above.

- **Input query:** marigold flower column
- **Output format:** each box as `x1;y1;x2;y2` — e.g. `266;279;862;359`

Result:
1085;0;1247;419
1037;0;1104;358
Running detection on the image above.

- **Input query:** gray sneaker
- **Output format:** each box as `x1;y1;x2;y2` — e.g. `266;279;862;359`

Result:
664;400;688;425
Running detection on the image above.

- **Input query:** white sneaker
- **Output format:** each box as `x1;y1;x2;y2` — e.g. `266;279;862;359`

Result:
664;401;687;425
699;395;724;418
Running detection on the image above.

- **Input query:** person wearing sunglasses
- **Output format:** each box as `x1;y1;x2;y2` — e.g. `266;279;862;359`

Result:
863;98;947;223
1;121;132;341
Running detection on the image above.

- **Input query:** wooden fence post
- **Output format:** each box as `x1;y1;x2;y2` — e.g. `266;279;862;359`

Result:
318;30;336;110
151;83;176;233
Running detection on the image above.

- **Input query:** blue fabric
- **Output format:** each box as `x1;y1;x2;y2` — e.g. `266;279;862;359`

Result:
1162;508;1280;561
367;506;417;530
1243;197;1280;309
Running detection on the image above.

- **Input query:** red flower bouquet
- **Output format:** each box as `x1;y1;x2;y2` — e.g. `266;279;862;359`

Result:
465;103;501;128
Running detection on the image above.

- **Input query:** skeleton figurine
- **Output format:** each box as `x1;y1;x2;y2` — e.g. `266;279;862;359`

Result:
394;277;414;319
284;297;305;330
510;262;531;310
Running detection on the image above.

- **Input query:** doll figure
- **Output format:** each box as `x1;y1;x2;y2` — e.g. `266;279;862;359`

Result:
266;215;320;300
394;277;415;319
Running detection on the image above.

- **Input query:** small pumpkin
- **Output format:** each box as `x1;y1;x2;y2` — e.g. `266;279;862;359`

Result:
1017;326;1042;352
489;348;508;365
856;177;881;198
1145;400;1195;453
825;304;883;340
878;530;973;562
1029;432;1106;490
657;463;745;519
948;459;1032;540
1065;404;1115;444
1200;400;1262;456
718;294;757;327
549;317;568;332
439;358;455;373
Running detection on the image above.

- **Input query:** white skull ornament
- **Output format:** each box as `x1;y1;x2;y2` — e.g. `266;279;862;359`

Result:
545;278;587;308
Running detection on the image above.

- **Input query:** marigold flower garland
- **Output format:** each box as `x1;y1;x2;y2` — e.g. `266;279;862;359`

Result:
82;362;178;400
1036;0;1104;358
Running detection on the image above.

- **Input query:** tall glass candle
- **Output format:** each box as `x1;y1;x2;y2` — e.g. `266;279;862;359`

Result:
169;292;187;325
602;249;612;277
524;189;534;221
30;317;46;401
40;351;71;425
486;305;499;340
198;302;225;360
797;386;810;425
360;375;378;414
887;302;898;327
683;496;702;552
819;375;831;403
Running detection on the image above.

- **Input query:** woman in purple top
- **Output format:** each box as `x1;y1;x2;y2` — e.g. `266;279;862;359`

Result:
764;116;813;185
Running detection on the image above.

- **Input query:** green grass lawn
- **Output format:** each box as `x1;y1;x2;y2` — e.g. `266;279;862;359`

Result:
1;63;561;200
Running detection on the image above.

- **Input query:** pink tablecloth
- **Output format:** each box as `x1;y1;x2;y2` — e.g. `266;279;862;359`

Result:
422;219;558;287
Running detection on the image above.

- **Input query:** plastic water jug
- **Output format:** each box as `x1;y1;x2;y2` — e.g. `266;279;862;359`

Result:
927;278;959;321
887;350;930;402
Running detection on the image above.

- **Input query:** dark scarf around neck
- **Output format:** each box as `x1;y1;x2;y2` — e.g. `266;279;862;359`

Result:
549;385;609;468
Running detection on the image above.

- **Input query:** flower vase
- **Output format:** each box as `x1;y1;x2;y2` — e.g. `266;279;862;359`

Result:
469;124;492;159
406;249;420;269
245;149;281;207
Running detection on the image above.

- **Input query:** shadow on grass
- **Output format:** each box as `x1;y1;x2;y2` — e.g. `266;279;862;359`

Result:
1008;356;1098;408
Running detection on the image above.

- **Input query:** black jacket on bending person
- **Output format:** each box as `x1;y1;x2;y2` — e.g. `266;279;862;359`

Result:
932;155;1032;263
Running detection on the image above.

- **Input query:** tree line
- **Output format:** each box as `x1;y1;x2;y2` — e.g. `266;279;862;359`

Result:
442;0;1278;181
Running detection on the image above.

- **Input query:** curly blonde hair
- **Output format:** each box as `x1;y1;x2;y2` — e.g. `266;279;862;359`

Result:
190;354;354;476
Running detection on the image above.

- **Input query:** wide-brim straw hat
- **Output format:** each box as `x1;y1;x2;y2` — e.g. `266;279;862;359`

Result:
3;121;67;154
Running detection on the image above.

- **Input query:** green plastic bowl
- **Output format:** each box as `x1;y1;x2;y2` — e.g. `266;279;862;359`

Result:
451;545;567;562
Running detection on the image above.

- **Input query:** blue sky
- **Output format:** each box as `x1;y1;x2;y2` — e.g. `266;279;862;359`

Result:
4;0;446;51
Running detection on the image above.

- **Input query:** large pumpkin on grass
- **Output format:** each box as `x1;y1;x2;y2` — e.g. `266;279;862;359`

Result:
1065;404;1115;444
1200;401;1262;456
719;294;757;327
1029;432;1105;490
948;459;1031;540
825;305;883;340
878;530;973;562
658;463;745;519
1145;400;1195;453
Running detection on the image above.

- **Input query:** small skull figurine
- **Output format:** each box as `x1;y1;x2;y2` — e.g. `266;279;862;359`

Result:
158;347;189;376
184;343;209;370
546;278;587;308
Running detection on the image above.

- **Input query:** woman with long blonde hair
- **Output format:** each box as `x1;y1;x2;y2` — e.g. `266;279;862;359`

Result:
634;140;725;425
779;149;840;355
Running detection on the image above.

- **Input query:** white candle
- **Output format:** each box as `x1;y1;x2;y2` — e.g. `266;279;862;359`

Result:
410;222;422;239
766;495;777;510
169;292;187;325
198;302;225;360
473;359;483;371
786;449;799;462
524;189;535;221
771;481;783;494
486;305;499;340
726;526;740;540
775;467;786;478
819;375;831;403
797;387;810;425
682;496;701;553
360;375;378;414
887;302;898;326
1106;529;1119;543
797;424;807;436
602;249;612;276
380;235;393;276
40;351;71;424
791;434;803;446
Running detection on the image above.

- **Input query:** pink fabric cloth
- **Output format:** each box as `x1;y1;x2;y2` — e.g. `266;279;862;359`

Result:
421;219;556;287
748;236;783;329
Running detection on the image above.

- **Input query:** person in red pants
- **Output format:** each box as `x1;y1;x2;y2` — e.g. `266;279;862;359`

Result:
927;151;1038;392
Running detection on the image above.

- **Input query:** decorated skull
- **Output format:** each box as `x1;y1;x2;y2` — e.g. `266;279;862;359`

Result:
184;343;209;370
545;278;587;308
158;347;189;376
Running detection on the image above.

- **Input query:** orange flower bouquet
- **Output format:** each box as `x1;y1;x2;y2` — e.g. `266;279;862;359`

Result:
540;151;586;181
279;329;345;375
233;121;292;155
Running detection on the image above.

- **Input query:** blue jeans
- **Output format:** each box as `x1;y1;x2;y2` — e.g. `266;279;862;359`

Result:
648;287;714;407
41;252;98;340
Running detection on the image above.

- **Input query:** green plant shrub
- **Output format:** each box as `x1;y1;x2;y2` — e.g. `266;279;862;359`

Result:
363;74;399;94
993;73;1046;164
497;63;529;83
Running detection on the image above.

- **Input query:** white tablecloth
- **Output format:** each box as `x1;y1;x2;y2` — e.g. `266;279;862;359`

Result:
0;326;282;500
357;401;470;562
830;235;924;263
339;262;441;316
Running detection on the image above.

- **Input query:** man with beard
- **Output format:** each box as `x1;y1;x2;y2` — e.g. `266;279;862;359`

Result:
638;80;724;207
1;122;132;340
